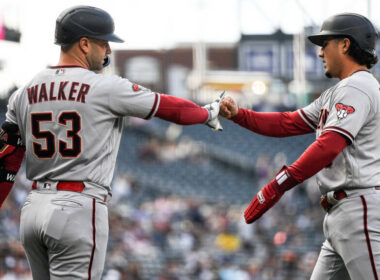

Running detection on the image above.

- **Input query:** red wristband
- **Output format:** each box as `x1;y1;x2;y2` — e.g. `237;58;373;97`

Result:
244;165;298;224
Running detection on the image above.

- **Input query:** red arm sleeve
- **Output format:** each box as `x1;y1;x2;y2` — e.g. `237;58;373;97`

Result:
243;131;348;224
288;131;349;183
155;94;209;125
231;108;314;137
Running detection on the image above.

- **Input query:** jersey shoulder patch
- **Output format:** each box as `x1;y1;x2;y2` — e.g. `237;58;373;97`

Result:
335;103;355;120
132;84;141;92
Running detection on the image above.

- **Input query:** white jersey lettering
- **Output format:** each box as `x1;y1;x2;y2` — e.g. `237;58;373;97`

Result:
6;173;15;182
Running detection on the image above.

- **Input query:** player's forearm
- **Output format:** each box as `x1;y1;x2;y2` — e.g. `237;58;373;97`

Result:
288;131;348;182
244;131;348;223
231;108;313;137
155;94;209;125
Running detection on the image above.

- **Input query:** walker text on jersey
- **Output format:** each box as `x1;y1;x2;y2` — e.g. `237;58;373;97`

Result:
27;82;90;104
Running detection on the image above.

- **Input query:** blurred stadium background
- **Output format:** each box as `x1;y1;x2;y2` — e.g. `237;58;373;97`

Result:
0;1;379;279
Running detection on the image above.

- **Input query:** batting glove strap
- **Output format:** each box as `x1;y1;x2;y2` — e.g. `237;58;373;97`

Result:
0;168;17;183
244;165;298;224
275;165;299;192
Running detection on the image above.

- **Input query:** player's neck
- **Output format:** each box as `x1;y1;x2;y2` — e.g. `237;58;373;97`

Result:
339;61;367;80
57;51;89;69
339;66;368;80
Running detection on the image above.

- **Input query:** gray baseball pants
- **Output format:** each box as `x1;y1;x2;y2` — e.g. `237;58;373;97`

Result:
20;190;109;279
311;188;380;280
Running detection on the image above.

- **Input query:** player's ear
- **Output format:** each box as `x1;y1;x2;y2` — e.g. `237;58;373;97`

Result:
78;37;91;55
341;38;351;54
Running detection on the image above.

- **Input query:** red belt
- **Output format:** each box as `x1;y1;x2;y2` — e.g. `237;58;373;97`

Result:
32;181;85;192
320;190;347;212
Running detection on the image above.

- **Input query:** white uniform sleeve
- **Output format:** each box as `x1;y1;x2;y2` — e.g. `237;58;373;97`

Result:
323;86;372;142
101;75;160;119
297;95;322;130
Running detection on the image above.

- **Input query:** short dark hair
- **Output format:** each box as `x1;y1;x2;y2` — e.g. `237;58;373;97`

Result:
61;43;75;53
60;37;101;53
340;37;379;69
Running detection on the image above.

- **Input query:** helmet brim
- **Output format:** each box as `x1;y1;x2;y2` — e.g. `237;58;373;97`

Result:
308;31;347;46
92;33;124;43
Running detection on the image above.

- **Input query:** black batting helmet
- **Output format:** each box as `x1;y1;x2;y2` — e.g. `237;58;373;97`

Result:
55;6;124;46
308;13;378;56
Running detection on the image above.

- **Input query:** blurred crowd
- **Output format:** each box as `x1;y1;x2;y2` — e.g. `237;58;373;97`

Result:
0;150;325;280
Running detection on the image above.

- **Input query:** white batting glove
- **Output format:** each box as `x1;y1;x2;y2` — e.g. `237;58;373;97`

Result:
203;91;225;131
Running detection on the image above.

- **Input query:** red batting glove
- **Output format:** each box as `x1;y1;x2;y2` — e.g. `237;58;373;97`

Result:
244;166;298;224
0;144;16;159
0;125;26;209
0;146;25;209
0;145;25;208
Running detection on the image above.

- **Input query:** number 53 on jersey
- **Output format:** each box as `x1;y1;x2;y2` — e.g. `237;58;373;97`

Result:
31;111;81;159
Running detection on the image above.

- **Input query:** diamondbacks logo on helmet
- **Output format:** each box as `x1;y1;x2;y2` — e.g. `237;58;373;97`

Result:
335;103;355;120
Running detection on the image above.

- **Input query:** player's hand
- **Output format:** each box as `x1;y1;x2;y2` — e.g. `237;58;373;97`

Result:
220;96;239;119
244;166;298;223
204;91;225;131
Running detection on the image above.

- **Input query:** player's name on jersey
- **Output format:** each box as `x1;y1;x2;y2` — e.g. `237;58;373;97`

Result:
27;82;90;104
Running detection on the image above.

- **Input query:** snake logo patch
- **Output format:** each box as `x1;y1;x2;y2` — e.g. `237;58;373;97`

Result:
335;103;355;120
132;84;141;92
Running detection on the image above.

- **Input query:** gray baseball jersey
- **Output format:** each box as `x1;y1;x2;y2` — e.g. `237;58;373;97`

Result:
7;66;160;279
298;71;380;194
298;71;380;279
6;66;160;190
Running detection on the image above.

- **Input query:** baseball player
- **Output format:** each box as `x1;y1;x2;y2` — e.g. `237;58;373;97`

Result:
0;5;224;279
220;13;380;279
